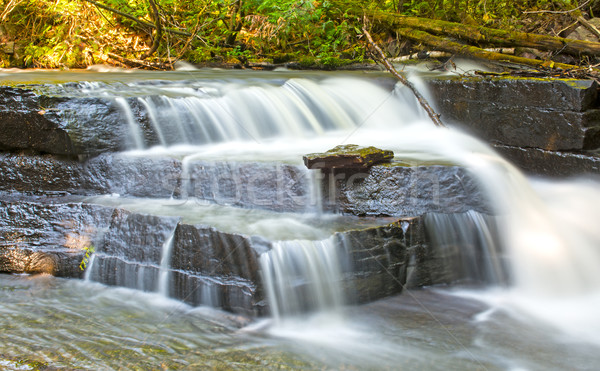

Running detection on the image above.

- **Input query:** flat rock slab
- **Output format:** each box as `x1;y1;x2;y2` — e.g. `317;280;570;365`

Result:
426;76;599;112
426;76;600;151
494;144;600;176
303;144;394;169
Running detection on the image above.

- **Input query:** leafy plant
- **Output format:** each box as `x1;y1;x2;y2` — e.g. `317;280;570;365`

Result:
79;245;96;271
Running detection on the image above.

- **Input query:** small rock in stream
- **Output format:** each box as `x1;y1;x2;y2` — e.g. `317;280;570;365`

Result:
303;144;394;170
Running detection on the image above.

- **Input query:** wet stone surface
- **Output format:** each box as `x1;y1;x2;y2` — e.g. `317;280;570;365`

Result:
321;163;490;217
426;76;600;152
303;144;394;170
0;195;496;315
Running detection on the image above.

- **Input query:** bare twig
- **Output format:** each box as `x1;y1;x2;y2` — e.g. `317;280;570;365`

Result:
104;51;167;69
524;0;590;14
362;26;446;128
0;0;24;22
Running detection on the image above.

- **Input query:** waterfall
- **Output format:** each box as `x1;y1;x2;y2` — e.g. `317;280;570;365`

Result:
102;77;420;149
79;73;600;336
83;254;96;282
307;169;324;214
114;97;145;150
260;237;347;322
424;210;506;285
157;232;176;297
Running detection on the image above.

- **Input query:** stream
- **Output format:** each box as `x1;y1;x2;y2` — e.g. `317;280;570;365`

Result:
1;67;600;370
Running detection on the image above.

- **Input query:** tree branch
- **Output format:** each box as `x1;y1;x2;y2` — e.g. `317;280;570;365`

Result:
140;0;162;59
83;0;191;37
362;27;446;128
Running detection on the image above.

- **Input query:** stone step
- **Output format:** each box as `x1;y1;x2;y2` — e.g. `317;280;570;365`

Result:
0;197;502;315
0;153;488;215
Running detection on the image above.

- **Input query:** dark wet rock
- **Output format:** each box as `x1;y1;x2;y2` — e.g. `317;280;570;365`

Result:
435;101;600;151
0;87;74;155
0;152;486;217
0;153;88;195
426;76;599;112
321;163;489;217
0;200;114;277
494;144;600;176
171;224;262;282
336;218;422;303
169;225;267;313
0;153;183;197
0;197;504;315
426;76;600;151
303;144;394;170
181;161;312;213
0;153;312;212
40;95;135;155
83;154;182;198
99;209;180;264
0;86;135;156
170;271;258;315
415;211;506;288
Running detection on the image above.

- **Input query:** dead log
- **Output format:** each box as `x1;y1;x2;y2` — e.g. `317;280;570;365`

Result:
363;10;600;58
363;27;446;128
395;27;582;70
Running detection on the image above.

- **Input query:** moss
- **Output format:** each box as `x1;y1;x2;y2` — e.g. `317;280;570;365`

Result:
303;144;395;169
305;144;392;161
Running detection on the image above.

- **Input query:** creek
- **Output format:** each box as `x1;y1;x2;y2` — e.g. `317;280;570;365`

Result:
1;68;599;370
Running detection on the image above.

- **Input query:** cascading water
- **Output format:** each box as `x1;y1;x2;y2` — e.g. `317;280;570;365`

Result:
259;237;347;322
5;70;599;370
157;232;175;297
79;73;600;337
424;210;506;285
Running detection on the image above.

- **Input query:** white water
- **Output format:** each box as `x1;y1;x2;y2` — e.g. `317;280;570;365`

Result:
90;73;600;341
425;210;506;285
158;231;176;297
260;237;347;322
83;253;96;281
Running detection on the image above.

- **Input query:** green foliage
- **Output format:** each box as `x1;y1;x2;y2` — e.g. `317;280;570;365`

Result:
79;245;96;271
397;0;582;30
0;0;588;68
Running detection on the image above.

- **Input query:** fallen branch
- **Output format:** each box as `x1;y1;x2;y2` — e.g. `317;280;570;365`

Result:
104;51;168;69
395;27;582;70
523;0;591;14
362;27;446;128
360;9;600;57
577;16;600;40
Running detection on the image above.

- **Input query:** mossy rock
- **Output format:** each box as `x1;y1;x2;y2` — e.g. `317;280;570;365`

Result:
303;144;394;169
